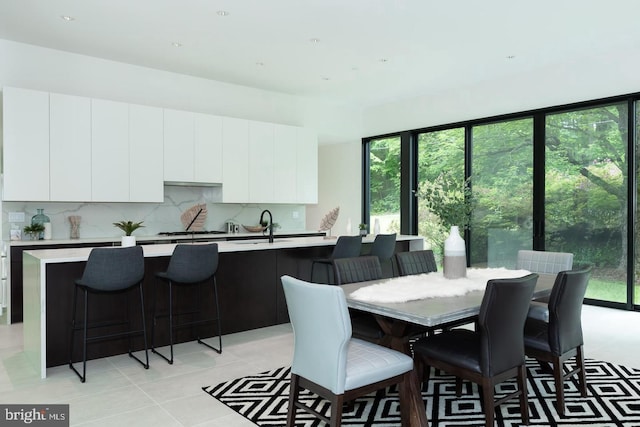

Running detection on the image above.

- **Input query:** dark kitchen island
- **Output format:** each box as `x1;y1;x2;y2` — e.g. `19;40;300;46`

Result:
22;235;424;377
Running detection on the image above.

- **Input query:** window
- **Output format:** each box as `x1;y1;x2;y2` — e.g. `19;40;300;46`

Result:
368;136;401;234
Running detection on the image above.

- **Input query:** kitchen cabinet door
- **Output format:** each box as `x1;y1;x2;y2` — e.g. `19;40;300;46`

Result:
2;87;50;201
248;121;275;203
221;117;249;203
194;113;223;183
163;108;194;182
273;124;297;203
91;99;129;202
49;93;91;201
130;104;164;202
296;127;318;204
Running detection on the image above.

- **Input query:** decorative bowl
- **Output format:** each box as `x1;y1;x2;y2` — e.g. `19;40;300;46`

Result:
243;224;267;233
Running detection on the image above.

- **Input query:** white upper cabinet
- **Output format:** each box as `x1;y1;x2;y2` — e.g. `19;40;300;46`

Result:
221;117;249;203
163;108;193;183
194;113;223;183
248;121;275;203
163;109;223;184
49;93;91;201
273;124;298;203
91;99;130;202
296;127;318;204
2;87;50;201
130;104;164;202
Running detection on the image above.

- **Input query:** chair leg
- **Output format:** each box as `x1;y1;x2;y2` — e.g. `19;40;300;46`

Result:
152;281;175;364
127;284;149;369
576;345;587;397
518;364;530;425
480;379;495;427
196;277;222;354
553;355;565;415
330;394;344;427
68;286;87;383
287;374;300;427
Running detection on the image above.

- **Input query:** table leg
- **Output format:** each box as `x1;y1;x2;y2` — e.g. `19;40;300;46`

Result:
374;315;429;427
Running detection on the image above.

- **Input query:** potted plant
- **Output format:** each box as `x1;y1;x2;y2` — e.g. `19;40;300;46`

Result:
358;223;368;236
113;220;144;247
24;223;45;240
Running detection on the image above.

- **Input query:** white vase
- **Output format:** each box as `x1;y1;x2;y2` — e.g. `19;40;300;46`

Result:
121;235;136;247
443;226;467;279
373;218;381;235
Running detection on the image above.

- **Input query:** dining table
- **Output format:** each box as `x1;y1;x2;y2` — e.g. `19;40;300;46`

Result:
340;269;557;427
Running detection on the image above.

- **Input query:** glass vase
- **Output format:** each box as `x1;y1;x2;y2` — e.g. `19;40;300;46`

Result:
31;208;50;240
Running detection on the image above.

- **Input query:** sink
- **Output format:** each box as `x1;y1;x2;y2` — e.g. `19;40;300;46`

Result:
231;239;290;245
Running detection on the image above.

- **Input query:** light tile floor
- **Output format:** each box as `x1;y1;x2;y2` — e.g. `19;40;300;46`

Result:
0;305;638;426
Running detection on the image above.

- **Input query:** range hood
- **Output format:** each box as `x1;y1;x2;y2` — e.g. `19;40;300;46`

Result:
164;181;222;187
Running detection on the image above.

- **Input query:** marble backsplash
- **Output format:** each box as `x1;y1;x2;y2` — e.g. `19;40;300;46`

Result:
2;186;309;241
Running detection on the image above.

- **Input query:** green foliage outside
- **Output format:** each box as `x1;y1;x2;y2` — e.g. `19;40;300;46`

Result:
369;102;637;302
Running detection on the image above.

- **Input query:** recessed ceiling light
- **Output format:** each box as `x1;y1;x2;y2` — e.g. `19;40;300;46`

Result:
171;42;183;47
310;38;321;44
379;58;389;63
60;15;75;21
256;62;265;67
217;10;229;16
506;55;516;59
321;77;330;81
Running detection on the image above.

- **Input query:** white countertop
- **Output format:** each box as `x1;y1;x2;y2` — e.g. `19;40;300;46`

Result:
9;230;324;247
24;235;425;264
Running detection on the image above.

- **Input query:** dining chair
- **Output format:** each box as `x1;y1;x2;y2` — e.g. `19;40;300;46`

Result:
151;243;222;364
524;267;591;415
310;235;362;284
280;275;414;427
332;256;385;344
68;246;148;382
516;249;573;274
412;273;539;426
395;250;438;276
368;233;397;277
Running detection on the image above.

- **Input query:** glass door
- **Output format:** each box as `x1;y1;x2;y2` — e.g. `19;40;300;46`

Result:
470;118;534;267
545;104;629;304
368;137;401;234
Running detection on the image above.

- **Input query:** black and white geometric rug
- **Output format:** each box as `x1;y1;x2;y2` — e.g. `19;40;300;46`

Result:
203;359;640;426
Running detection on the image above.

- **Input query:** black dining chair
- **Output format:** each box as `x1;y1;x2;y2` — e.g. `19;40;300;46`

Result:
369;233;397;277
524;267;591;415
413;273;539;426
151;243;222;364
68;246;148;382
395;250;438;276
333;256;385;344
310;235;362;284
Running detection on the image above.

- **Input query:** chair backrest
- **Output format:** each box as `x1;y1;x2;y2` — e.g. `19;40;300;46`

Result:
516;250;573;274
547;267;591;355
370;233;397;261
77;246;145;292
478;273;538;376
331;235;363;259
163;243;219;284
395;250;438;276
333;256;382;285
281;275;351;394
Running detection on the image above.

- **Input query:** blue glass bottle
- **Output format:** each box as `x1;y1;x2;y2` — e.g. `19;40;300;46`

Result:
31;208;50;240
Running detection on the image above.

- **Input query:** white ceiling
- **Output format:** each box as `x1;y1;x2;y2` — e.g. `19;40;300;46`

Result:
2;0;640;109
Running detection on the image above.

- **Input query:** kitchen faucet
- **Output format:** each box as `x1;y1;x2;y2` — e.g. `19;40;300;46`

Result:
259;209;274;243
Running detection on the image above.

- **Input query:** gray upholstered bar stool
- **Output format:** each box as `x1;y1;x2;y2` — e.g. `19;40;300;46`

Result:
68;246;148;383
369;233;397;277
151;243;222;364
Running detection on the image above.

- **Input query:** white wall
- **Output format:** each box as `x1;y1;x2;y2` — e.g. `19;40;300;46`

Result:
306;141;362;237
362;47;640;137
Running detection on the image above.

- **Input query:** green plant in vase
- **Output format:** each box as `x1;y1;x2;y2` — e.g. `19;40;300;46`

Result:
113;220;144;236
24;223;45;240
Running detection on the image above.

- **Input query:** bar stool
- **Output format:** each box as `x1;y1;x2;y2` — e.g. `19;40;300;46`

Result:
151;243;221;364
369;233;397;277
309;235;362;284
68;246;148;383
